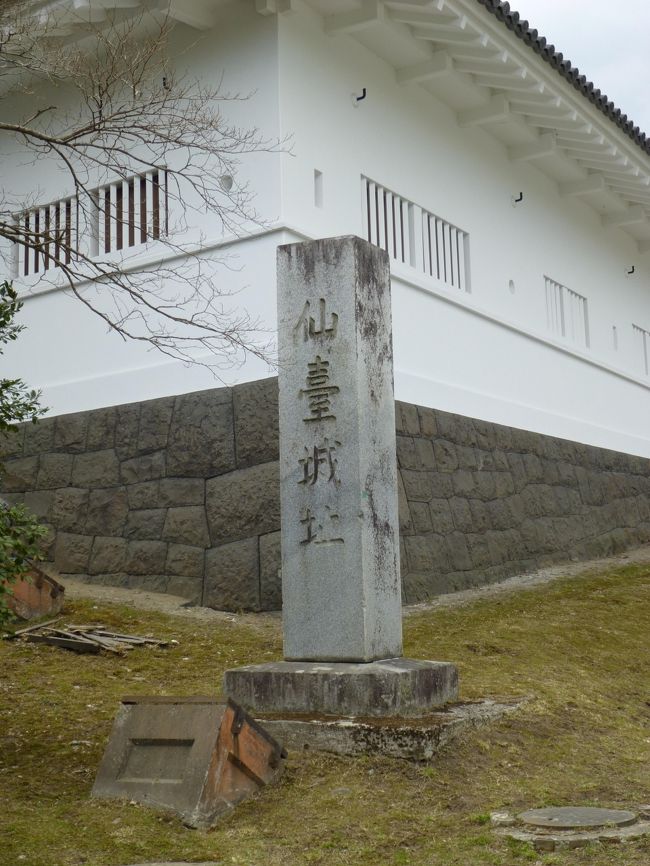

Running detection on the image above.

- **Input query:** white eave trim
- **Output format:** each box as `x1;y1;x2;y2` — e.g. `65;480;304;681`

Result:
305;0;650;238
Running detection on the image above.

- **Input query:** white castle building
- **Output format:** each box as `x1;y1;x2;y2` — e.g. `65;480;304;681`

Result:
4;0;650;458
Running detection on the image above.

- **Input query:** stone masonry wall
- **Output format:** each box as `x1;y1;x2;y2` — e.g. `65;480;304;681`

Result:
0;379;281;610
393;402;650;602
2;377;649;610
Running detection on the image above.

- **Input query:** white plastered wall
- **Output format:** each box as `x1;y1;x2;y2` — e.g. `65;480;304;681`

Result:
276;2;650;458
3;0;650;459
2;2;283;415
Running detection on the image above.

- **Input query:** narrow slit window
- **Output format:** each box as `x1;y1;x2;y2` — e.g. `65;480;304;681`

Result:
128;179;135;248
152;170;160;240
54;203;61;264
44;206;51;270
116;183;123;251
140;175;147;244
34;209;40;274
104;187;111;254
544;276;589;348
633;324;649;375
14;167;168;279
361;176;470;291
314;169;323;208
65;199;72;264
23;213;30;276
95;168;168;255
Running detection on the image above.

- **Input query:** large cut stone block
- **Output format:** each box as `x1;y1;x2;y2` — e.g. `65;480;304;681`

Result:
114;403;141;459
277;236;402;662
54;412;88;452
0;428;24;460
167;389;235;478
86;407;117;451
55;532;93;573
125;509;167;540
51;487;89;532
259;531;281;610
224;659;458;718
166;575;203;603
162;506;210;547
159;477;205;507
137;397;175;454
204;538;260;611
125;540;168;575
126;481;160;510
23;490;54;522
233;377;280;468
89;537;127;574
166;543;204;578
85;487;129;535
205;463;279;546
1;456;38;492
120;452;165;485
72;450;120;488
37;453;74;489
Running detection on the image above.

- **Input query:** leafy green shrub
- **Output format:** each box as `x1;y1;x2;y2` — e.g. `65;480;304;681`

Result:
0;502;48;624
0;281;42;434
0;280;47;625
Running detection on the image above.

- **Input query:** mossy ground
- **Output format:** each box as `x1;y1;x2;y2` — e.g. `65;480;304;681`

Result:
1;562;649;866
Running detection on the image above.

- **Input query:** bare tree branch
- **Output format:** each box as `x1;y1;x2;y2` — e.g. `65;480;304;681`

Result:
0;5;287;374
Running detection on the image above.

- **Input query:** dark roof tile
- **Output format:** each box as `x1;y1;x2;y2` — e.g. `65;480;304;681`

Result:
477;0;650;155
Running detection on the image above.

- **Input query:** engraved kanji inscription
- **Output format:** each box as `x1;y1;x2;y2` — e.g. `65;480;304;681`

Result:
300;355;339;422
299;506;344;545
298;437;341;486
299;507;317;544
295;298;338;341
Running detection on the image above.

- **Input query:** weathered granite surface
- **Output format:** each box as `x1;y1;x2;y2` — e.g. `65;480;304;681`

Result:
2;378;649;610
0;382;276;608
224;659;458;717
277;237;402;661
256;698;521;759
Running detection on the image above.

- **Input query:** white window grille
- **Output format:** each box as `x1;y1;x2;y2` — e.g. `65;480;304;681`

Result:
362;176;470;292
633;324;650;375
15;197;78;277
14;168;168;277
544;276;590;348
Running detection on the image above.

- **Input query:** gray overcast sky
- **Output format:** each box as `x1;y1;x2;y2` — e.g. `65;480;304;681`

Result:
508;0;650;135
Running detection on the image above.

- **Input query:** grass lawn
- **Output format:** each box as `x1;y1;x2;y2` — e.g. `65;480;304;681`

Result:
1;562;649;866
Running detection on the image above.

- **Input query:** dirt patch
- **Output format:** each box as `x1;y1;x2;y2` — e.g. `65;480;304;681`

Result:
404;543;650;616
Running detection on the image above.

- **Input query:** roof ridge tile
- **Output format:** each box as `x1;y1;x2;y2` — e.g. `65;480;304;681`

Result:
478;0;650;155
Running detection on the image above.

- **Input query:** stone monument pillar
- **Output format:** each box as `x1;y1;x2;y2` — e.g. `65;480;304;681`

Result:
225;237;458;718
278;235;402;662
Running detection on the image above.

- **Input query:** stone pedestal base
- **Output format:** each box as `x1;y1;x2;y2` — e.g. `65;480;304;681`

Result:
257;699;521;760
223;658;458;718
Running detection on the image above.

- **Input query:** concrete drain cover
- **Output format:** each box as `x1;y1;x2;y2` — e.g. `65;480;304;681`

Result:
519;806;638;830
492;805;650;852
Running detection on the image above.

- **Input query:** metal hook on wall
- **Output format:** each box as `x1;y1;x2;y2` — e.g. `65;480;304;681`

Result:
626;265;635;276
352;87;367;107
